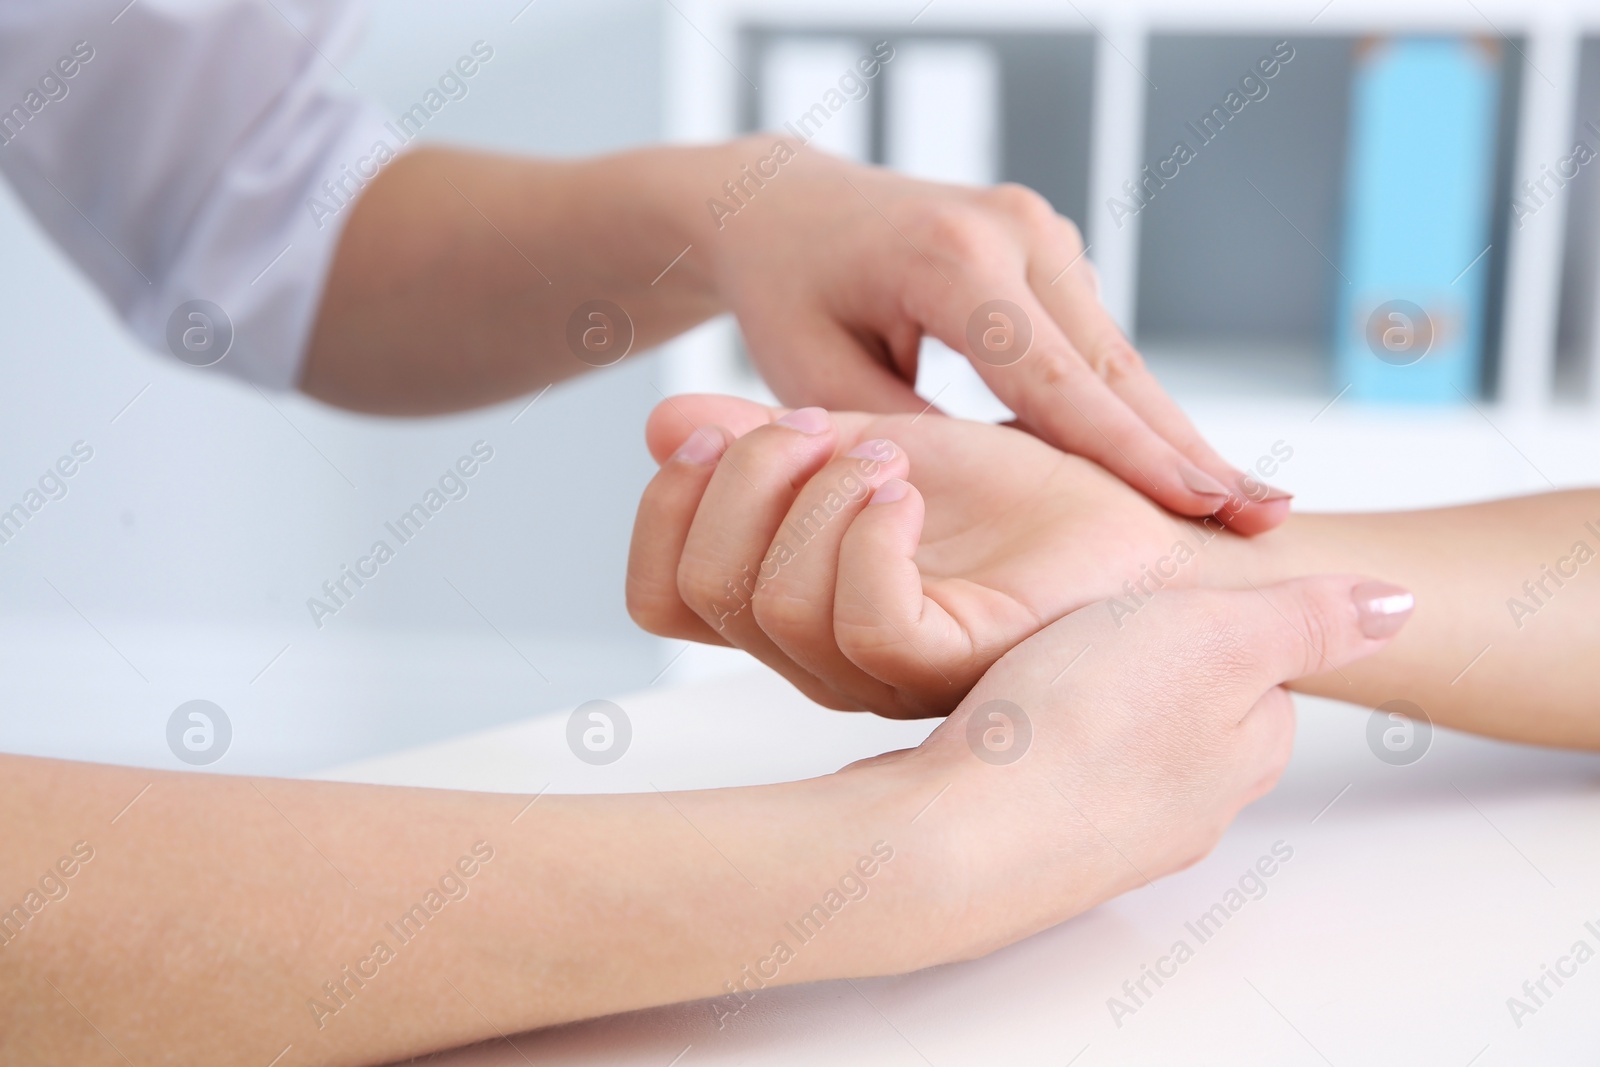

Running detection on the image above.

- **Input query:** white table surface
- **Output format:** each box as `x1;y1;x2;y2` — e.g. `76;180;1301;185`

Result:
322;661;1600;1067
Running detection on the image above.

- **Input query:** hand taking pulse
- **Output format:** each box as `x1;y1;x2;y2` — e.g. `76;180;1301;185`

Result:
309;141;1289;534
700;145;1292;534
630;394;1259;718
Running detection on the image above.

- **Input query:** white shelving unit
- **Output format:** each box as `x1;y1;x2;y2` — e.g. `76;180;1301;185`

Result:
659;0;1600;415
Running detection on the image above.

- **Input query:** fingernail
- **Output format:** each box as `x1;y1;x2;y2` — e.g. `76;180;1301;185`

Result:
671;428;722;466
1353;581;1414;639
846;438;895;460
776;407;830;435
1233;470;1293;504
870;478;909;505
1179;463;1230;500
1255;484;1293;503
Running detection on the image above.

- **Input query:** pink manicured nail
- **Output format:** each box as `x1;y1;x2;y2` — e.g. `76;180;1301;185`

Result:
1179;463;1229;500
776;407;830;435
847;438;895;460
1255;484;1294;503
1234;471;1293;504
671;429;722;466
870;478;909;505
1353;581;1414;639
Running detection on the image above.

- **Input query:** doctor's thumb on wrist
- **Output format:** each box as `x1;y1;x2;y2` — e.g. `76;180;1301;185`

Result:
1240;575;1416;689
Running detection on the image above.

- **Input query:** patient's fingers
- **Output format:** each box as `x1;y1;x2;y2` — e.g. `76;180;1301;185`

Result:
676;408;861;709
645;394;787;464
751;439;909;711
834;480;971;716
627;425;731;645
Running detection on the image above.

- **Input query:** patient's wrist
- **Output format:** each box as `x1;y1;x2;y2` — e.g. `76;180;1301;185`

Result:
1192;514;1301;591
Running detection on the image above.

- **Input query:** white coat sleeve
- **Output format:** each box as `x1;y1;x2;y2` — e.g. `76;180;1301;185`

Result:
0;0;403;389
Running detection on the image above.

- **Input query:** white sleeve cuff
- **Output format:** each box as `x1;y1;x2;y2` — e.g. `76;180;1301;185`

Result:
128;94;407;391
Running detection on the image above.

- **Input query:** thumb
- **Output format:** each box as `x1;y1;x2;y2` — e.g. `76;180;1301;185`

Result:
1221;575;1414;692
751;318;934;418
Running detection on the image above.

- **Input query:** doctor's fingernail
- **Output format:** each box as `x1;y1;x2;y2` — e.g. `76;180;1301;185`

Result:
671;428;723;466
870;479;909;505
1232;470;1293;504
1179;463;1229;500
776;407;830;435
1353;581;1414;639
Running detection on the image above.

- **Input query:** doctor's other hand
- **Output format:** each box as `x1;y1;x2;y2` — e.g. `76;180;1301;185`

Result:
882;574;1408;957
630;394;1258;717
705;137;1290;535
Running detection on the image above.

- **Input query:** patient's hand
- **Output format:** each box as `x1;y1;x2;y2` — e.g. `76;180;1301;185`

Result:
628;394;1239;717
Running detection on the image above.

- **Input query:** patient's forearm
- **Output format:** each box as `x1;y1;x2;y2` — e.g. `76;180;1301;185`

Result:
0;754;938;1066
1208;490;1600;747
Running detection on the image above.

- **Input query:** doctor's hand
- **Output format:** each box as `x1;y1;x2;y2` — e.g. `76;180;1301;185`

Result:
314;140;1284;538
880;573;1408;958
629;394;1241;717
703;137;1290;535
